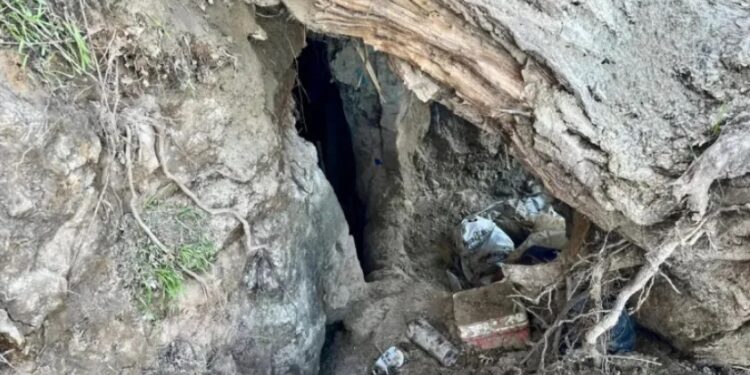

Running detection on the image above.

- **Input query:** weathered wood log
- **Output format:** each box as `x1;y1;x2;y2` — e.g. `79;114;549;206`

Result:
283;0;750;366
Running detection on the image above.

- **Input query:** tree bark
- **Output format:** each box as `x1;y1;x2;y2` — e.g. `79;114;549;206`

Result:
282;0;750;366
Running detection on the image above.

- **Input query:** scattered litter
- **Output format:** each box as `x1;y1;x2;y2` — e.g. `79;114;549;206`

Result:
248;26;268;41
509;195;547;220
458;216;514;285
406;318;459;367
455;193;568;286
501;260;564;295
480;193;566;243
460;216;515;255
503;195;567;262
503;250;643;296
453;281;530;350
608;312;636;353
372;346;405;375
569;298;637;355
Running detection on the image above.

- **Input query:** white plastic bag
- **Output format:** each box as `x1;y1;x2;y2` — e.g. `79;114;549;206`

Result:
459;216;514;283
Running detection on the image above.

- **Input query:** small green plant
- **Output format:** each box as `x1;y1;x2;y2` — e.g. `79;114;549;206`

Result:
155;265;184;302
176;206;203;223
710;103;729;137
135;202;216;316
178;240;215;273
0;0;91;76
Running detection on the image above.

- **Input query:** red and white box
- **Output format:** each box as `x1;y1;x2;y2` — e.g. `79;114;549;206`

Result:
453;281;530;350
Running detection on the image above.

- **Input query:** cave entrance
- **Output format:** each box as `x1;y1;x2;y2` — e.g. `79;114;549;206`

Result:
292;38;367;267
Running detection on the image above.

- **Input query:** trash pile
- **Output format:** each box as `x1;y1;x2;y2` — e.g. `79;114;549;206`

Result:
371;191;638;374
452;194;567;288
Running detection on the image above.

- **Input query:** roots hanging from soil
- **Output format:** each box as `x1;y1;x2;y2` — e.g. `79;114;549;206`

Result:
513;217;709;372
583;219;707;359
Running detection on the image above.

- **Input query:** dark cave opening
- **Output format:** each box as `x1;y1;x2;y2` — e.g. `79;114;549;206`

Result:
293;38;367;267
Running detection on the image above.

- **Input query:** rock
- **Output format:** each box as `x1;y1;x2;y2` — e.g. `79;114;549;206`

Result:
0;309;23;349
3;270;67;330
155;340;207;374
207;352;238;374
0;2;365;373
0;77;101;341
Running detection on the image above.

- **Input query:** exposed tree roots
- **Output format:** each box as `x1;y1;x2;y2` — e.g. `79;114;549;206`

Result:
153;125;261;260
583;219;708;360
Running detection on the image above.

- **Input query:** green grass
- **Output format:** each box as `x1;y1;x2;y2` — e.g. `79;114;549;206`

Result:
178;240;216;273
155;265;184;302
135;202;217;316
0;0;91;76
176;206;203;223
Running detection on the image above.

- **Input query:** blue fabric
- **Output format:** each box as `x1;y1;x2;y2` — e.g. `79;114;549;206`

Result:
520;245;558;264
608;312;636;353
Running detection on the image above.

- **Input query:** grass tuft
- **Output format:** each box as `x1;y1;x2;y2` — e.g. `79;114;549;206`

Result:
135;201;217;316
0;0;91;76
178;240;216;273
155;265;184;302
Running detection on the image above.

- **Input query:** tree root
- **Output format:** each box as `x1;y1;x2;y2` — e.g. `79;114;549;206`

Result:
0;349;16;370
153;125;261;258
583;219;708;359
124;123;210;298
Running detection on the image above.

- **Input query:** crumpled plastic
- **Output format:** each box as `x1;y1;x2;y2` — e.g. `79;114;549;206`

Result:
608;312;636;353
459;216;514;284
372;346;405;375
493;195;567;262
456;194;568;286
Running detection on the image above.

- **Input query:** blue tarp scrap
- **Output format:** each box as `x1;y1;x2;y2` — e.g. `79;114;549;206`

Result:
608;312;636;353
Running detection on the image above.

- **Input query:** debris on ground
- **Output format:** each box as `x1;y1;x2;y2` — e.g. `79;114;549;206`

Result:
458;216;514;286
503;248;645;297
406;318;460;367
372;346;405;375
502;195;567;262
609;312;636;353
454;193;568;289
484;192;563;239
501;260;564;296
453;281;530;350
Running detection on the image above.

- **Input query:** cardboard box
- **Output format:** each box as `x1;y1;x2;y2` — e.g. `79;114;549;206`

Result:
453;281;529;350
